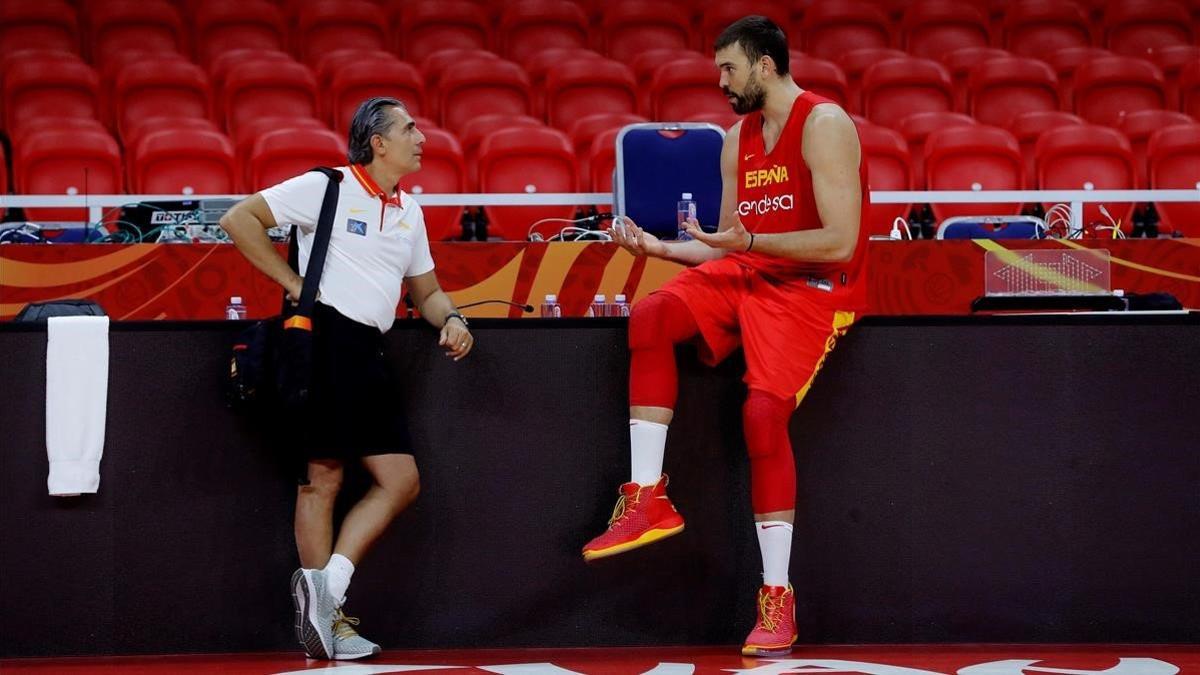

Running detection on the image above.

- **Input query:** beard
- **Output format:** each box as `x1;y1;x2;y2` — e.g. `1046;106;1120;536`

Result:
723;71;765;114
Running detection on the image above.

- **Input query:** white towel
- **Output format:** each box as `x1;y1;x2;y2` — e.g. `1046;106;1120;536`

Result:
46;316;110;496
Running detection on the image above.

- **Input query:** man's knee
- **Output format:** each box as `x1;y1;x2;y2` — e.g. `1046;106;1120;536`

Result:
628;293;693;351
300;460;344;498
742;389;793;459
375;461;420;510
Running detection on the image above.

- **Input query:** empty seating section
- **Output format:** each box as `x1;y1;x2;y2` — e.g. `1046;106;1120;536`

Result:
1035;124;1138;231
0;0;1195;240
924;125;1025;220
0;0;80;58
967;57;1060;127
478;127;578;241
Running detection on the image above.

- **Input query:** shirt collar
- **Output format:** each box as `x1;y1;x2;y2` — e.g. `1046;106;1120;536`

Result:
349;164;402;207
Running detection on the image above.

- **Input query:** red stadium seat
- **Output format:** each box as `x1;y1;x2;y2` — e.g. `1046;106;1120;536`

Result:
1182;61;1200;120
543;58;637;130
478;126;578;241
1104;0;1195;59
967;57;1060;128
403;127;467;242
568;112;646;184
438;59;533;134
1001;0;1093;61
1006;110;1086;185
248;127;347;192
14;128;123;223
524;48;607;117
1047;46;1115;109
130;129;238;195
1035;124;1138;232
838;47;908;114
1072;56;1166;126
855;122;913;236
629;49;707;116
207;50;295;128
233;117;330;187
221;59;319;140
398;1;491;59
193;0;287;67
897;111;977;189
697;0;794;52
0;0;79;58
2;56;99;136
801;0;892;62
315;49;401;109
588;127;621;194
498;0;590;65
420;48;499;97
1150;45;1200;110
293;1;388;68
861;57;954;129
86;0;186;69
1147;123;1200;237
790;56;849;108
925;125;1025;220
940;46;1011;113
459;114;546;190
900;0;992;61
601;1;693;63
328;60;425;136
1117;109;1197;185
649;59;727;121
123;117;221;154
112;60;211;143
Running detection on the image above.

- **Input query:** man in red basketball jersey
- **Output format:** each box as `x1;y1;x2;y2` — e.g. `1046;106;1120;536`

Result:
582;16;869;656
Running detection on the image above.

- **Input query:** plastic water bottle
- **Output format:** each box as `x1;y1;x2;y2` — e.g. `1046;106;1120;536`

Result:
588;294;607;317
225;296;247;320
540;294;562;318
676;192;697;240
611;294;630;317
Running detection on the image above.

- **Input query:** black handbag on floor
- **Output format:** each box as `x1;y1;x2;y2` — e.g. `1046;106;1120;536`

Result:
228;167;342;413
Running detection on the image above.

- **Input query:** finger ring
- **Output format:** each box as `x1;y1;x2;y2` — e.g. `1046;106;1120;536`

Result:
460;341;467;347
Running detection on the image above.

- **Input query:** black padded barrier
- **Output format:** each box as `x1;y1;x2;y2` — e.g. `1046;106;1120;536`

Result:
0;315;1197;656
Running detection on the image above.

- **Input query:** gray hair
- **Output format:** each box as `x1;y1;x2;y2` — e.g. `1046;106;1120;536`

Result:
347;96;407;165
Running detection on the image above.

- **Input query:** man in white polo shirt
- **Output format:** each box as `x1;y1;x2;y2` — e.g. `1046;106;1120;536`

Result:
221;97;472;661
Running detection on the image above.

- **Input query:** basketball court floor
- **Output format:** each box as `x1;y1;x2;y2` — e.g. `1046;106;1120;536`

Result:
2;644;1196;674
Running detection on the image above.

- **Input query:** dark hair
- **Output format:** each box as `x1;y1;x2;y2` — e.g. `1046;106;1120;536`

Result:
713;15;790;76
347;96;407;165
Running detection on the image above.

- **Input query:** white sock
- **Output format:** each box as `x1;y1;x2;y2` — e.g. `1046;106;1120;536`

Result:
629;419;668;486
756;521;793;588
323;553;355;604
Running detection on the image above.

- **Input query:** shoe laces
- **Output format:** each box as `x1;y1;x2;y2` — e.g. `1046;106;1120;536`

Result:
607;488;643;526
757;589;787;632
332;608;361;640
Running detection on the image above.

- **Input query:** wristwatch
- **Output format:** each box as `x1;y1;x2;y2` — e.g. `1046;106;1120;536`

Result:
445;311;469;327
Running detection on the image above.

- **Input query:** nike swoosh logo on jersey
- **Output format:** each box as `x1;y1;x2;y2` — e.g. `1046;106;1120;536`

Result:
744;154;755;160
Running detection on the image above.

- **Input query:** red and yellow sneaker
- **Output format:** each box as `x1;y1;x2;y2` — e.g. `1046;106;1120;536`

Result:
581;475;685;561
741;584;797;657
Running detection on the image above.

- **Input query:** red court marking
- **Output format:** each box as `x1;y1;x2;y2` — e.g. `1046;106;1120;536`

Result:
1;644;1197;674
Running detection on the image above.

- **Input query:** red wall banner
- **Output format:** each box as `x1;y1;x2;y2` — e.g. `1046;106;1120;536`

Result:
2;239;1198;320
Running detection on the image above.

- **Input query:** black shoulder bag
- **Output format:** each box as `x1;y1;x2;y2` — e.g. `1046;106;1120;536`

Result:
228;167;343;413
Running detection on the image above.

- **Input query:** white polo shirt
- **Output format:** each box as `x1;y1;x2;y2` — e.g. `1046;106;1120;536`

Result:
261;164;435;333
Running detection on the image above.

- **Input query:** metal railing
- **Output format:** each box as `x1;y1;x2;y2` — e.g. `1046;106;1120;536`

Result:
3;189;1199;238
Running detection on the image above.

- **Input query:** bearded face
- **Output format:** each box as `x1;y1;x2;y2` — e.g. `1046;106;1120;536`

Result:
723;67;766;114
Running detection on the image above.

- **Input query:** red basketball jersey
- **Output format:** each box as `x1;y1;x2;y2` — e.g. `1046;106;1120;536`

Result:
727;90;869;309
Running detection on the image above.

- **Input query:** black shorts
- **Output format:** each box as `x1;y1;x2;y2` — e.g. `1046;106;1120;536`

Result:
300;302;413;461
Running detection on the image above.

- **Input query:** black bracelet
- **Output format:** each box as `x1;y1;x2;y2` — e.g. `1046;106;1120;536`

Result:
746;232;755;252
445;312;468;327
